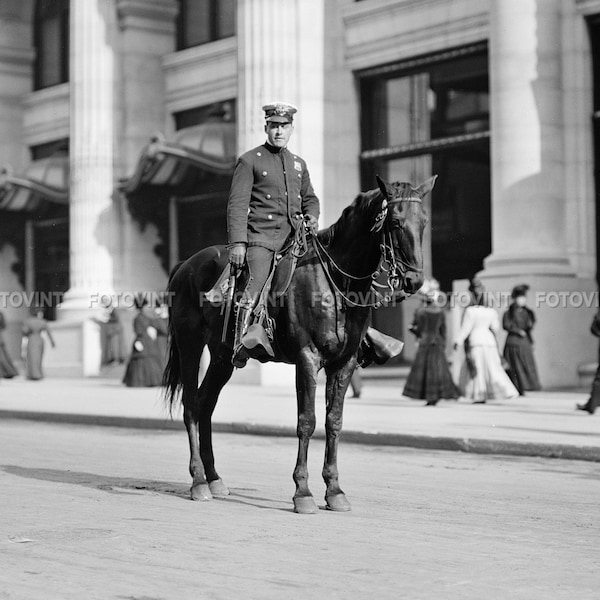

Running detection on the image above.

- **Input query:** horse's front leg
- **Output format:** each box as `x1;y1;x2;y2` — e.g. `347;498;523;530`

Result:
292;350;319;514
322;361;353;512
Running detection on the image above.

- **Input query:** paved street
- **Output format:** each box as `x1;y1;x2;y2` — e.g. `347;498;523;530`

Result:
1;419;599;600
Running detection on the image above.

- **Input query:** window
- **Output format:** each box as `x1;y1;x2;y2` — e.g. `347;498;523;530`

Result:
177;0;235;50
34;0;69;90
359;44;491;293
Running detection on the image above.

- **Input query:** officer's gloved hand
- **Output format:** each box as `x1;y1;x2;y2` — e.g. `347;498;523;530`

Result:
228;243;247;269
304;214;318;234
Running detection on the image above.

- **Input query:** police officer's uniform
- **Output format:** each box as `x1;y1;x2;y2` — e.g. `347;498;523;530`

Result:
226;102;320;366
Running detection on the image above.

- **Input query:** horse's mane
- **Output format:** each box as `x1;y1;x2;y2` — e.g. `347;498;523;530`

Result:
318;188;382;246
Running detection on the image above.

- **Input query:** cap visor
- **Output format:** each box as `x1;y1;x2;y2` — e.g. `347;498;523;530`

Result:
266;116;292;123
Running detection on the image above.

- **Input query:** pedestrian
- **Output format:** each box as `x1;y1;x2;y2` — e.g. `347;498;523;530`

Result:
21;308;55;381
577;308;600;415
454;278;519;403
403;279;460;405
502;284;541;395
122;295;163;387
95;298;125;366
227;101;320;368
0;309;18;378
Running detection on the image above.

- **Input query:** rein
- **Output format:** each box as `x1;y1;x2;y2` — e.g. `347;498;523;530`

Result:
312;196;424;309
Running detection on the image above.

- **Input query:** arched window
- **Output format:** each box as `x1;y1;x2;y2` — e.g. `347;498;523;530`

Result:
34;0;69;90
177;0;235;50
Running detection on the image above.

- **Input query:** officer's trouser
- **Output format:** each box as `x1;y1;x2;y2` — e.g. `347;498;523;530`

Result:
240;245;277;309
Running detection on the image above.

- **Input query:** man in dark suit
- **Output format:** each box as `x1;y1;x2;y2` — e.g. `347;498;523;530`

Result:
577;309;600;414
227;102;320;367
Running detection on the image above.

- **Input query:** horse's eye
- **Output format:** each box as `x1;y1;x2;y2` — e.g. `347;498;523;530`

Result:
390;219;402;230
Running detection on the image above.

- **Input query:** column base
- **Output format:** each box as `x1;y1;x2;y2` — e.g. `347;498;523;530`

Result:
51;288;114;377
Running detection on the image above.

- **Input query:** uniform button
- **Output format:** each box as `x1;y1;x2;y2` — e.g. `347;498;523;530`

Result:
257;152;262;156
297;194;301;198
262;171;267;176
268;214;273;220
266;194;271;199
297;173;301;178
285;192;288;196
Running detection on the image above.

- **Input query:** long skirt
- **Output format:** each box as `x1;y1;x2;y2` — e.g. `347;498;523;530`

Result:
459;345;519;401
25;336;44;380
122;350;163;387
403;344;460;401
0;343;18;378
503;341;541;393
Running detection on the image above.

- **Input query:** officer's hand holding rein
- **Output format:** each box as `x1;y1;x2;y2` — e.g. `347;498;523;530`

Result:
228;243;247;268
304;214;318;234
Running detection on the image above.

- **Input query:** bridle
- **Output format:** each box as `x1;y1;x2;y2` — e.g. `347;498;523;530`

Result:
312;195;424;308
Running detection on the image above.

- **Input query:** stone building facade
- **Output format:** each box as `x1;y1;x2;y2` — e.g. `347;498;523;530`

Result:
0;0;599;387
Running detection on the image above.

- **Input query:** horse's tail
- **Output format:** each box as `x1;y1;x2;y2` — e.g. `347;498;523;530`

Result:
162;261;185;414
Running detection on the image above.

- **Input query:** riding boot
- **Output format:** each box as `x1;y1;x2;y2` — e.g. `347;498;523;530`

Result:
232;303;254;368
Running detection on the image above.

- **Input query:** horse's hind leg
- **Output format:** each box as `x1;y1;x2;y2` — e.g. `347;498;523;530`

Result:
292;350;319;514
322;364;353;512
181;342;234;501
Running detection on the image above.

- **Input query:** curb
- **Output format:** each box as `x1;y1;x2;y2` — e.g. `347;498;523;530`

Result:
2;409;599;463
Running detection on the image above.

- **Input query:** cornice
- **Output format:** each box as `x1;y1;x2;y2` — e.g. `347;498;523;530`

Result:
163;37;237;71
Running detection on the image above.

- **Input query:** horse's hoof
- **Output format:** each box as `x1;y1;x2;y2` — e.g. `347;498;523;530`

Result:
326;493;351;512
190;483;213;501
208;478;230;497
293;495;319;514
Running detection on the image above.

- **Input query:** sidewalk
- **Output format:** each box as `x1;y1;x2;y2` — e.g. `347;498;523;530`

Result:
1;375;599;462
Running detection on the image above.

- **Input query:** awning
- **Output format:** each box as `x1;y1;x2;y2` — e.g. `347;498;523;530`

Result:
120;121;237;196
0;154;69;212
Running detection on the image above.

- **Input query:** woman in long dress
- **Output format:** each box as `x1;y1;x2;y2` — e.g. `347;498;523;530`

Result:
403;279;460;405
502;284;541;395
21;309;55;381
455;279;519;403
122;296;164;388
0;310;18;378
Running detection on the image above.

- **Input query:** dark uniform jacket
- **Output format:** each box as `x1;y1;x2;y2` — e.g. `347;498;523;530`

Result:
227;143;320;251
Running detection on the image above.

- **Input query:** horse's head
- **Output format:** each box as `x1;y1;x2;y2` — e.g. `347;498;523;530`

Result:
375;174;434;295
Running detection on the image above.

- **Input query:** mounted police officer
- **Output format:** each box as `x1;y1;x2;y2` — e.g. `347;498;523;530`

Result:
227;102;320;367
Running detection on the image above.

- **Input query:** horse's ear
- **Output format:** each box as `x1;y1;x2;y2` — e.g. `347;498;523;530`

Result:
415;175;438;198
376;174;391;199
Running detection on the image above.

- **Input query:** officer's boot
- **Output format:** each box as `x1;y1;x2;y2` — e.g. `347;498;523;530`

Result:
232;301;254;368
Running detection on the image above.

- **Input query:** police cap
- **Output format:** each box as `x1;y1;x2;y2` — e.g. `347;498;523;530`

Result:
262;102;297;124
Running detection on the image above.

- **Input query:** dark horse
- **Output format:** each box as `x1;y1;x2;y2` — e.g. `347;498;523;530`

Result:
163;175;434;513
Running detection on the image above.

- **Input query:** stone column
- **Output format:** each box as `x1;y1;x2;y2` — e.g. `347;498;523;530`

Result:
237;0;325;199
60;0;119;318
480;0;596;387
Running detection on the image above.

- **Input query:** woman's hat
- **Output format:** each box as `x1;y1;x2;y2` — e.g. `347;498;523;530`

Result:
511;284;529;299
